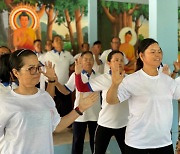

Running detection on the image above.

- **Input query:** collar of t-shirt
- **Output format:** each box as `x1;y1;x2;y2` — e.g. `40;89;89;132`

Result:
82;69;95;78
2;82;10;87
53;49;65;55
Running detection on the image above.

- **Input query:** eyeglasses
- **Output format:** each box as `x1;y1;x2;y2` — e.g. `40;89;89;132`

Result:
21;65;42;75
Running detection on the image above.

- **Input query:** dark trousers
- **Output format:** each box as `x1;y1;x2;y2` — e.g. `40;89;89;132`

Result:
54;87;72;117
94;125;126;154
72;121;97;154
125;144;174;154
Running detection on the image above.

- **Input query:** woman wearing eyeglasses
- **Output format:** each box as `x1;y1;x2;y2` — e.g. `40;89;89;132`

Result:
0;49;98;154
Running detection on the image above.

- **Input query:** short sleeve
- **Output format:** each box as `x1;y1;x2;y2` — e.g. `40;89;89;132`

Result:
65;73;75;92
0;100;10;138
117;78;131;103
45;93;61;131
100;50;109;64
89;74;109;91
68;52;75;65
173;80;180;100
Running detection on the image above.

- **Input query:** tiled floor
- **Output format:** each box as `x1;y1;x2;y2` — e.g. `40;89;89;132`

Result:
53;128;89;145
53;128;122;154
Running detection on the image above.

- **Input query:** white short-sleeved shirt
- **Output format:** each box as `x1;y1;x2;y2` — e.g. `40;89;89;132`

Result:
36;52;47;90
0;82;17;94
92;55;104;74
44;50;75;84
118;69;180;149
65;71;101;122
74;53;81;60
100;49;129;73
0;89;61;154
88;72;129;128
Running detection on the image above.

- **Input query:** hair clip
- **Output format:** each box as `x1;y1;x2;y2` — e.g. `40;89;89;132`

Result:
17;49;27;57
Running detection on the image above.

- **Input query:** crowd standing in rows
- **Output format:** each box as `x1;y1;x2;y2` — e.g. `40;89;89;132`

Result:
1;34;180;154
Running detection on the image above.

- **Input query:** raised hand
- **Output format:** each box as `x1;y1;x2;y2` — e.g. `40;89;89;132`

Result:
75;57;83;74
78;93;99;112
173;61;180;72
41;61;56;81
111;61;125;86
162;65;170;76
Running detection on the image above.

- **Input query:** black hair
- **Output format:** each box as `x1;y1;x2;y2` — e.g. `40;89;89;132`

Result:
0;46;11;53
19;11;29;20
125;31;132;36
107;50;124;62
9;49;36;71
136;38;158;71
111;36;120;43
81;42;89;48
81;51;93;57
33;39;41;44
52;35;63;43
93;40;101;45
0;54;11;83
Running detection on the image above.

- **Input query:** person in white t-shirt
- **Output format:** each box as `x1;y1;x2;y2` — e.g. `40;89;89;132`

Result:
33;39;47;89
100;37;129;73
0;49;98;154
91;40;104;74
75;50;129;154
44;35;75;117
106;38;180;154
55;51;101;154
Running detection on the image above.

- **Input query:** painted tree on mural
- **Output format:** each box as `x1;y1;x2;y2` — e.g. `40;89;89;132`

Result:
132;5;148;35
55;0;88;54
100;1;148;37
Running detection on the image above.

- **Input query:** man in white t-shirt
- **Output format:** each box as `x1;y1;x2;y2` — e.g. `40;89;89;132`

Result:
100;37;128;73
44;35;75;117
75;50;129;154
55;51;101;154
91;40;104;74
33;39;47;89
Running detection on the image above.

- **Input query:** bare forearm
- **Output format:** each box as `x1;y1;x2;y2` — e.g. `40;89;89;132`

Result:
56;82;70;95
46;83;55;98
106;83;119;104
55;109;80;133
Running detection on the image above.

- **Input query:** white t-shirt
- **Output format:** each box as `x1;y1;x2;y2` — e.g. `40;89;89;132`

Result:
92;55;104;74
100;49;129;73
74;53;81;60
36;52;47;90
0;89;61;154
118;69;180;149
44;50;75;84
0;82;17;94
65;71;101;122
88;72;129;128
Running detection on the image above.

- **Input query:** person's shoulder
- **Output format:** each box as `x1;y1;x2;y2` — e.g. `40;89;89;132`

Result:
103;49;111;53
0;89;13;103
124;70;140;80
160;72;174;81
64;50;73;56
